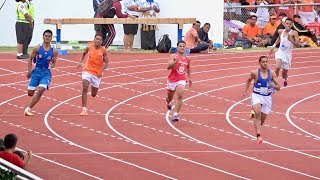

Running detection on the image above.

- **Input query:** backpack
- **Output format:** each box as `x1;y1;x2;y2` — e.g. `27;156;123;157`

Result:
156;34;171;53
234;39;252;49
97;0;113;18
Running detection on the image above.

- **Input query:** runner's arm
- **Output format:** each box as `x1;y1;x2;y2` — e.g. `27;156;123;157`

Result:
242;70;256;97
271;71;281;91
50;49;58;69
27;46;39;78
77;46;89;68
167;54;177;70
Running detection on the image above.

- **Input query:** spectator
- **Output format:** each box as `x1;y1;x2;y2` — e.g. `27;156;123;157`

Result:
296;0;318;25
93;0;104;35
24;0;34;58
292;14;318;43
198;23;216;50
184;21;209;53
0;134;32;169
99;0;136;48
140;0;160;50
15;0;33;59
122;0;150;51
242;15;262;44
263;15;279;37
0;138;4;151
13;150;25;161
255;0;270;28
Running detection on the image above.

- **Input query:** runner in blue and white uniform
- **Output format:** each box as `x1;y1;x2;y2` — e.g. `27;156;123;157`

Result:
243;56;281;144
24;29;58;116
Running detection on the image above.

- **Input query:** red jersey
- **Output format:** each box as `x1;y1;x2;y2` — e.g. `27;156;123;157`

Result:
168;55;190;83
0;151;24;168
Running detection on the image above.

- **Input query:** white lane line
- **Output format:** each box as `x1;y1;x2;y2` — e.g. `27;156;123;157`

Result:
286;93;320;140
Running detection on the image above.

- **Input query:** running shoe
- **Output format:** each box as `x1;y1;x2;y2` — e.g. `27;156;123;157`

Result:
24;108;33;116
172;114;179;122
80;108;88;116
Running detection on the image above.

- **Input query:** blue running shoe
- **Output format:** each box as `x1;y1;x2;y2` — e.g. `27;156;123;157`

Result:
172;114;179;122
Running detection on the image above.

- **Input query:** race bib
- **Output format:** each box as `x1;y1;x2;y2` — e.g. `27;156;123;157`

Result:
280;44;287;51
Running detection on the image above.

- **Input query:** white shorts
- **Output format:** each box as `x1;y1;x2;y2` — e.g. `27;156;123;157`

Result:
82;71;101;88
275;50;291;70
251;93;272;114
167;80;186;91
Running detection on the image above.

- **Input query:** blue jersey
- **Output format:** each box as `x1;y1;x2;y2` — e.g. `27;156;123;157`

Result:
253;69;273;96
33;45;54;69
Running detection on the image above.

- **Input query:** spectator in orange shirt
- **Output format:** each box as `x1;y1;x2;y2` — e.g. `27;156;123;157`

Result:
184;21;209;53
242;15;262;44
263;15;279;37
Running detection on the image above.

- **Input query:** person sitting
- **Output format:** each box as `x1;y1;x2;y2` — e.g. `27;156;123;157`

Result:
0;134;32;169
292;14;318;43
198;23;216;50
242;15;262;45
184;21;209;53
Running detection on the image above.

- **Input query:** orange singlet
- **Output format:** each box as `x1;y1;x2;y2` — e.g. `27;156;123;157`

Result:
83;45;105;76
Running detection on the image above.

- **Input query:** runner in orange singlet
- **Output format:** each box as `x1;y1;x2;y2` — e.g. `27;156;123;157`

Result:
77;34;109;116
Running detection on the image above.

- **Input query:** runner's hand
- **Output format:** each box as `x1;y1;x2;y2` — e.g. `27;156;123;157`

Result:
26;72;31;79
188;80;192;87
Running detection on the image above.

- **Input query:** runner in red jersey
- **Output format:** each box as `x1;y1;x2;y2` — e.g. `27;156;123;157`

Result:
166;40;192;122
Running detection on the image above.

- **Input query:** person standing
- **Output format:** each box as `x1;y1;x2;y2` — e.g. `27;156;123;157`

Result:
99;0;136;48
24;30;58;116
93;0;104;35
140;0;160;50
166;40;192;122
15;0;33;59
24;0;34;57
242;56;281;144
77;34;109;116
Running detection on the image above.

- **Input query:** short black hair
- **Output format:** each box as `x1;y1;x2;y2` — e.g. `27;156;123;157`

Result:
193;21;201;26
250;15;257;19
43;29;53;36
259;56;268;62
13;150;25;160
0;138;4;151
279;12;287;17
177;40;186;46
285;18;293;22
95;33;103;38
293;14;301;18
3;134;18;149
203;23;211;27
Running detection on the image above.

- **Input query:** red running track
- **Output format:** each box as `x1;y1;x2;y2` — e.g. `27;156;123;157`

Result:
0;49;319;179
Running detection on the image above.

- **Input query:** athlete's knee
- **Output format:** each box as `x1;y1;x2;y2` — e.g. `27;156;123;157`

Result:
27;91;34;96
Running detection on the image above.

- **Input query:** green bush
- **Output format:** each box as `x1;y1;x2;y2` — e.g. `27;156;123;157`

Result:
0;168;16;180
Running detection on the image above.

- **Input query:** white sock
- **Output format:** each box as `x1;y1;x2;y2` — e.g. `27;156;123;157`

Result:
82;107;87;111
173;112;178;116
25;107;30;112
17;53;23;56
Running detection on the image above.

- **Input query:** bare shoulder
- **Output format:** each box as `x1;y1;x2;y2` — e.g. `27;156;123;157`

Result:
250;69;257;78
